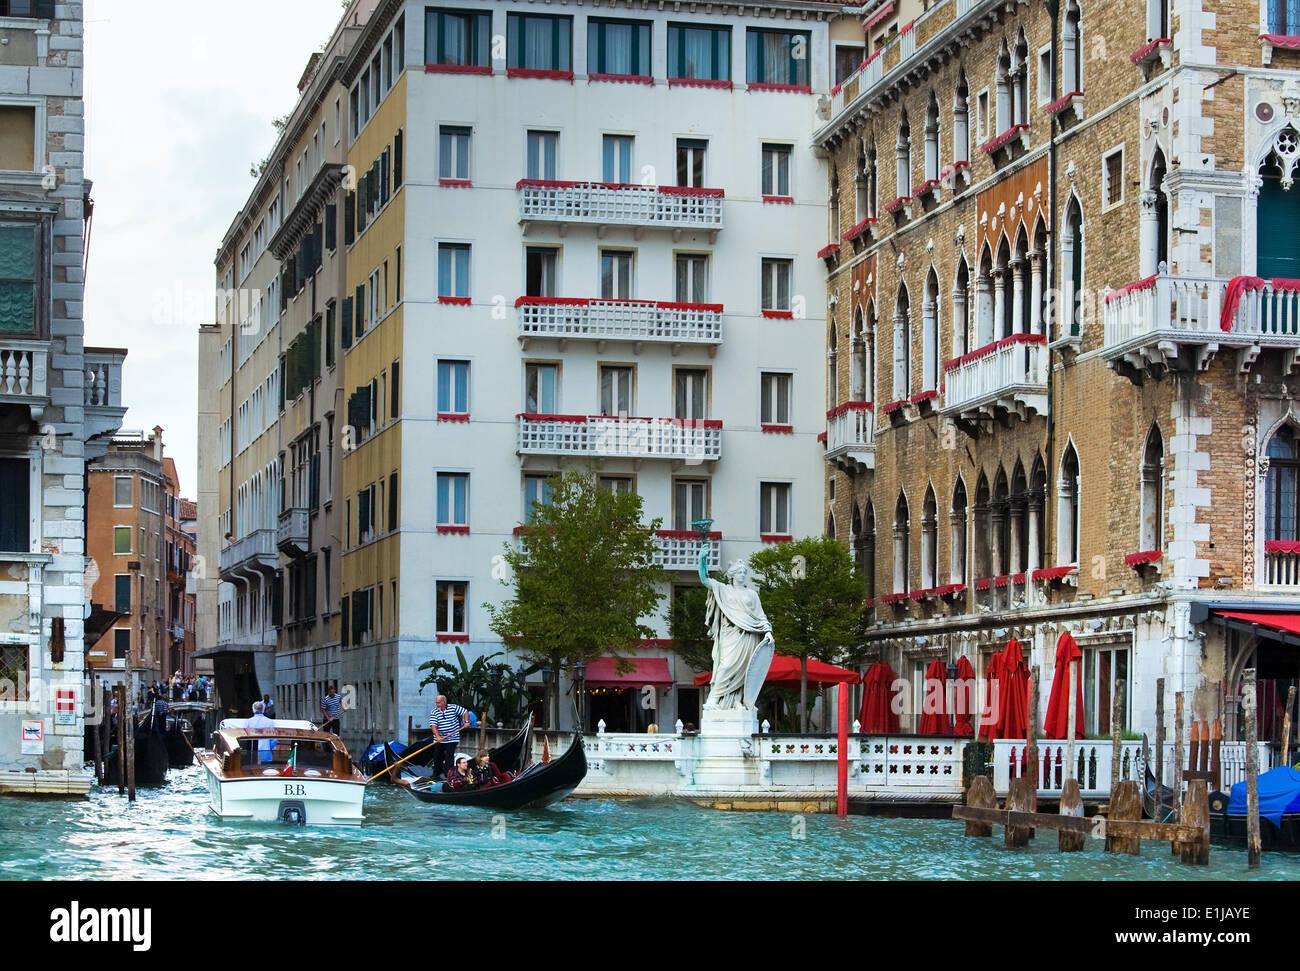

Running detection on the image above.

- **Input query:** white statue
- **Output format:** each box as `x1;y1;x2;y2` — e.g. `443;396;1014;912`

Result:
699;550;776;710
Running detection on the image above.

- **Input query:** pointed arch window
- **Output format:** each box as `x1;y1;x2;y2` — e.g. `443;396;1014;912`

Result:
893;285;911;400
921;487;938;589
924;95;940;183
1063;1;1082;95
1061;197;1084;339
1266;425;1300;542
950;479;968;585
1058;443;1081;564
1140;426;1165;551
923;270;939;391
893;492;910;594
828;321;839;406
896;113;912;199
953;74;970;164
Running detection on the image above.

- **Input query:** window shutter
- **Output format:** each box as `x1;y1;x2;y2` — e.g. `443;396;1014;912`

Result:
326;204;337;251
341;595;350;646
394;131;404;189
357;175;368;231
341;296;353;348
381;149;391;205
344;193;355;244
390;361;399;418
388;472;398;531
355;284;365;334
0;458;30;553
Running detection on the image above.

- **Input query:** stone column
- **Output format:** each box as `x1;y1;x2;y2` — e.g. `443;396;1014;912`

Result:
976;272;994;347
1009;501;1023;576
894;523;908;593
992;268;1007;341
950;511;967;584
1028;251;1043;335
1028;494;1042;573
990;502;1006;577
952;283;969;356
850;337;865;400
893;311;908;400
1139;189;1159;278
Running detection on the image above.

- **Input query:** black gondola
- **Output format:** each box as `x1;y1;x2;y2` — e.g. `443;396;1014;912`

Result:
399;729;587;810
1143;766;1178;822
379;717;534;778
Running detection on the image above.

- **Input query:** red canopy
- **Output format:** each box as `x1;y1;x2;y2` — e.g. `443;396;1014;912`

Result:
952;656;977;737
692;655;860;688
981;639;1030;739
1042;631;1084;739
585;656;674;688
858;662;900;733
917;658;951;735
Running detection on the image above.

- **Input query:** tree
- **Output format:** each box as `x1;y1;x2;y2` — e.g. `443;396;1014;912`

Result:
748;536;866;733
485;467;668;727
667;584;713;675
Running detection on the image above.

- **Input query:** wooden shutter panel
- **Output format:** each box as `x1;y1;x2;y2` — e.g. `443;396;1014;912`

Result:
394;131;404;189
344;192;355;244
326;204;337;251
341;595;350;646
388;472;398;531
390;360;399;418
341;296;353;347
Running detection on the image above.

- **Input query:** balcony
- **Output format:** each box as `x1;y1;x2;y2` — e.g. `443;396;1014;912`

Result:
277;507;310;558
0;340;48;420
1102;274;1300;383
219;529;279;580
1261;542;1300;590
517;180;723;239
825;402;875;473
517;414;722;463
84;347;128;458
517;298;723;352
653;530;721;571
941;335;1048;430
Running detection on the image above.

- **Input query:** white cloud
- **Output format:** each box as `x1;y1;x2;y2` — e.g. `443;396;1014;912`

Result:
83;0;346;496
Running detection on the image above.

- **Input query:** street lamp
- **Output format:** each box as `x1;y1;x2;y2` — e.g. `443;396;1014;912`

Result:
541;663;553;729
574;659;586;730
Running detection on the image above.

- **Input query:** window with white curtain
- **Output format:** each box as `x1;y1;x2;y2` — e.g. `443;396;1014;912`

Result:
668;23;731;81
746;28;810;86
526;130;558;180
760;372;792;425
675;254;709;303
762;144;792;196
761;258;792;311
599;365;634;415
675;368;708;420
600;250;634;299
760;482;792;534
587;19;651;76
439;126;470;180
602;135;633;184
508;13;573;71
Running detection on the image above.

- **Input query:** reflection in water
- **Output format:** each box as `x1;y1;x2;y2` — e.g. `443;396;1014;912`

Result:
0;765;1295;881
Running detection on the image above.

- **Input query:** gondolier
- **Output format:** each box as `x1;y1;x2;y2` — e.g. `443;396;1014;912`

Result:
428;695;470;780
320;684;343;735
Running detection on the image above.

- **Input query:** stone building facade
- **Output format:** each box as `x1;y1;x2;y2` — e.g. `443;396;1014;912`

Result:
818;0;1300;747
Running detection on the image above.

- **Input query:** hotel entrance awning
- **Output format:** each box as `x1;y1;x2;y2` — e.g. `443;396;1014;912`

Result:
584;656;673;689
1212;611;1300;648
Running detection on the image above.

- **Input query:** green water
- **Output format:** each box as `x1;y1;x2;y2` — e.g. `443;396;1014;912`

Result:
0;766;1296;880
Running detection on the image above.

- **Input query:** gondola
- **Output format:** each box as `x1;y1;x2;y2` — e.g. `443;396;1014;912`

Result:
1143;766;1177;822
375;717;534;779
398;728;587;811
160;703;212;768
1208;765;1300;850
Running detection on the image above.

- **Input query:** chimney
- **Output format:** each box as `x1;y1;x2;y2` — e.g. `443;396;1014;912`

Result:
153;425;164;462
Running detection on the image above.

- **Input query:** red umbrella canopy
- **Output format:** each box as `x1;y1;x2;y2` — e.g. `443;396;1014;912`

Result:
953;656;977;738
858;662;900;734
977;651;1003;741
917;658;951;735
1042;631;1084;739
995;639;1030;740
692;655;860;687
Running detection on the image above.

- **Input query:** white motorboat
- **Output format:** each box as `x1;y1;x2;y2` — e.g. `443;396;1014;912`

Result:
197;719;367;825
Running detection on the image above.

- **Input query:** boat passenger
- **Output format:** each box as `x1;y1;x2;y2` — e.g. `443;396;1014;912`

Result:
468;750;500;789
444;756;471;791
247;701;276;763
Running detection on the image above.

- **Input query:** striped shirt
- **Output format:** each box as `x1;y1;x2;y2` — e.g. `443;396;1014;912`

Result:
429;703;469;742
320;693;342;719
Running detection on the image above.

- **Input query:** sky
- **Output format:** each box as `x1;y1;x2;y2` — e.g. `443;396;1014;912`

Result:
82;0;348;497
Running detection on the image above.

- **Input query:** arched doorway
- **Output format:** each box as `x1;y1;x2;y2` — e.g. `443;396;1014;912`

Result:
1258;127;1300;278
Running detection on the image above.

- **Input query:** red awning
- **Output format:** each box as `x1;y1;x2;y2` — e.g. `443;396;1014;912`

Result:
1215;611;1300;636
693;656;861;688
583;656;673;688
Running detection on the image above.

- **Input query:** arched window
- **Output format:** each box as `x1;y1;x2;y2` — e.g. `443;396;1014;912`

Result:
1032;218;1049;335
1257;127;1300;278
923;269;939;390
953;256;971;357
896;111;912;199
860;501;877;597
1265;425;1300;541
924;94;940;183
1010;461;1028;576
922;486;938;588
855;144;869;221
1012;228;1029;336
977;245;995;347
1058;442;1081;564
893;492;910;594
1140;425;1165;550
851;307;866;400
864;141;878;220
1061;196;1084;338
996;235;1013;339
828;320;838;406
950;478;968;585
1030;455;1047;571
1012;31;1029;128
1150;149;1169;273
893;284;911;400
995;42;1012;135
993;467;1010;577
826;511;836;540
974;472;991;580
953;73;970;164
1064;1;1082;94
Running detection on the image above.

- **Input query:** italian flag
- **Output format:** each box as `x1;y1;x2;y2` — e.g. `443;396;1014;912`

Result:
280;745;297;776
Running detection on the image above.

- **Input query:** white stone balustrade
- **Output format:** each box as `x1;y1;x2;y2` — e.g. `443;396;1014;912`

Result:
517;298;723;346
518;180;723;230
942;336;1048;420
0;342;47;405
219;528;278;578
825;402;874;472
517;414;722;461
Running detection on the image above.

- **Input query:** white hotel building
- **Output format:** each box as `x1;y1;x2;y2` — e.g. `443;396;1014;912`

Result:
204;0;861;746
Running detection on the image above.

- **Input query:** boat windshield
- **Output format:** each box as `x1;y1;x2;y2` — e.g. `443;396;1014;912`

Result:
238;738;337;770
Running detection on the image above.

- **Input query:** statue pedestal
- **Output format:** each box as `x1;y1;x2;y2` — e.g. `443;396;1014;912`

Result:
688;706;762;789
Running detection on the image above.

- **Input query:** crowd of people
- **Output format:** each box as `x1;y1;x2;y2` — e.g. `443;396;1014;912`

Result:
140;672;212;706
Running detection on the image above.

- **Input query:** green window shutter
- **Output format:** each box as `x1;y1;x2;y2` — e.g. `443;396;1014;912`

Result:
344;192;355;244
394;131;404;189
341;296;353;348
390;360;399;418
326;204;337;251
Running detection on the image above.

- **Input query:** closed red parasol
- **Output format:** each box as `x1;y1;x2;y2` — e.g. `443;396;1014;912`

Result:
978;650;1003;740
917;658;951;735
857;662;900;733
995;639;1030;739
953;656;977;737
1042;631;1084;739
692;655;860;688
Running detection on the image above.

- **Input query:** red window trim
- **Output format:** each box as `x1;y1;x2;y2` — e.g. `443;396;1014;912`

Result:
588;73;654;85
909;390;938;405
1031;565;1076;581
816;431;827;444
1129;38;1172;63
425;63;492;76
826;401;873;418
1265;540;1300;554
979;123;1030;156
506;68;575;82
762;309;794;319
746;82;813;94
667;77;733;90
760;533;794;544
658;185;725;197
761;424;794;434
656;529;722;540
943;333;1047;371
437;525;471;535
817;243;841;259
883;194;909;214
974;577;993;591
880;592;910;604
763;195;795;204
437;413;470;422
911;178;940;199
436;633;470;643
1044;90;1084;116
1123;550;1163;567
516;413;588;423
1104;274;1158;304
437;295;471;306
438;178;473;188
841;217;876;243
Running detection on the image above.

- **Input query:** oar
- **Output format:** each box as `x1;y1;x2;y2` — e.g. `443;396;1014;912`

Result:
362;735;442;784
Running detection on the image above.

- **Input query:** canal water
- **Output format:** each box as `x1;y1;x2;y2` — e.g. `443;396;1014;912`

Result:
1;766;1297;880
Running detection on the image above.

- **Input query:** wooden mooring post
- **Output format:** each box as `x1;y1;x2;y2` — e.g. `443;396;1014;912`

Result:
114;684;125;795
90;674;103;785
1179;781;1211;865
1243;668;1261;869
965;773;996;837
1282;685;1296;768
1110;679;1125;796
1172;691;1184;856
1154;677;1165;790
125;691;136;802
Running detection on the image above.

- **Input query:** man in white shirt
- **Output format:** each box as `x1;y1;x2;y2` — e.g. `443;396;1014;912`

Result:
247;700;276;763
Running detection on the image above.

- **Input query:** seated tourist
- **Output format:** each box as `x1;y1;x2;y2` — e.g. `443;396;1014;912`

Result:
444;756;471;791
467;750;500;789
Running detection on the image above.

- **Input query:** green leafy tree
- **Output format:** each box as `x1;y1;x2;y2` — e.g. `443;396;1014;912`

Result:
748;536;866;733
667;584;713;675
416;647;538;728
485;467;668;726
